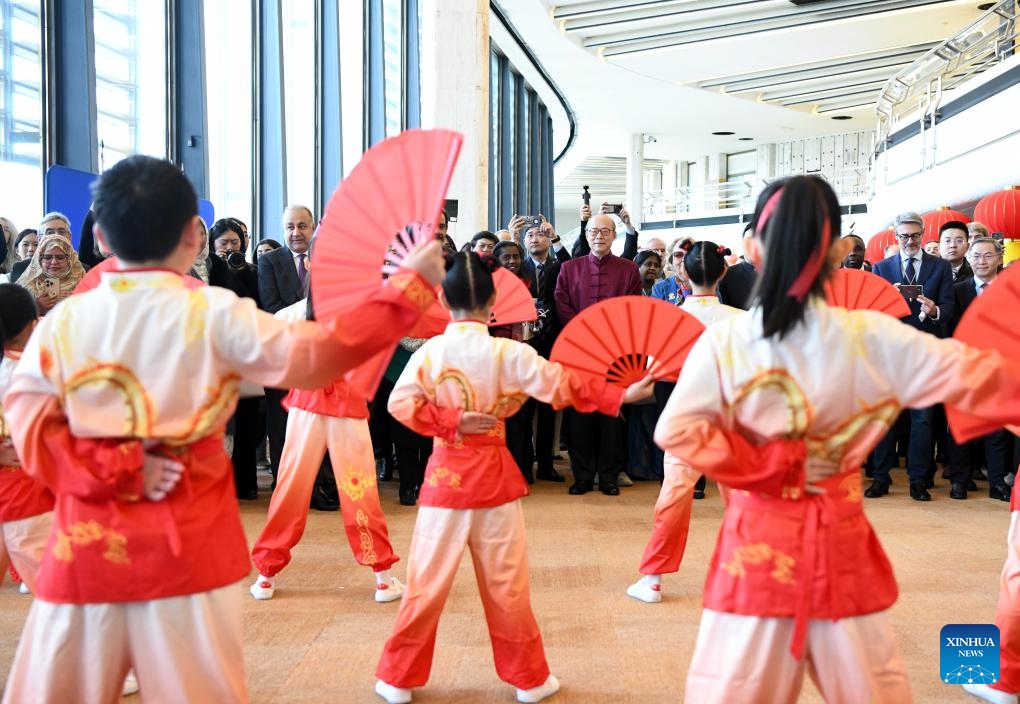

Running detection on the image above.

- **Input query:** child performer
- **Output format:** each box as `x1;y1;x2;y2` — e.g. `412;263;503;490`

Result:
374;252;653;704
0;284;53;594
626;241;742;604
1;155;444;704
250;288;404;602
655;175;1020;703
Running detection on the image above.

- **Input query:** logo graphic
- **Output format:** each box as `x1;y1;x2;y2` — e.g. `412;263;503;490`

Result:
941;624;1000;685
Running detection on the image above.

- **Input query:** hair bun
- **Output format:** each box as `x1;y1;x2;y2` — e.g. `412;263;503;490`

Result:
717;245;731;257
679;240;694;253
481;255;501;274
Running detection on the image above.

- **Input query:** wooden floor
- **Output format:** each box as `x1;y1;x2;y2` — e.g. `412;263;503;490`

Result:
0;469;1008;703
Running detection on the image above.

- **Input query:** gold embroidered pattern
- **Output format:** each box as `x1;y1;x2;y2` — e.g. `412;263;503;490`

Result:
424;465;462;489
338;465;375;502
805;399;900;464
731;369;813;437
839;473;863;503
108;276;138;293
167;373;242;445
722;542;795;585
433;370;477;411
65;364;155;436
355;509;378;566
183;290;209;345
53;520;130;565
388;272;436;311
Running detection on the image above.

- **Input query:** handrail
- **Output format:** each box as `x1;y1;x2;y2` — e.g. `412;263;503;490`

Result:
874;0;1019;155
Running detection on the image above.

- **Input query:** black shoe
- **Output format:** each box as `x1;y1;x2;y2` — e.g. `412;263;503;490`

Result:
524;474;535;485
601;482;620;496
536;466;565;482
568;481;592;495
990;484;1012;502
310;486;340;511
909;483;931;502
924;479;935;489
693;490;706;500
377;456;395;482
967;479;979;492
399;487;417;506
864;480;889;498
949;482;968;500
237;488;259;501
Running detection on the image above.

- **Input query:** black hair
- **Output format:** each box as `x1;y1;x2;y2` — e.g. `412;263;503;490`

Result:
748;175;841;339
633;250;662;269
210;218;245;248
91;155;198;263
493;240;522;259
938;220;969;238
842;234;865;245
14;229;37;249
684;241;730;287
0;284;38;360
441;251;500;311
256;238;282;251
470;231;499;248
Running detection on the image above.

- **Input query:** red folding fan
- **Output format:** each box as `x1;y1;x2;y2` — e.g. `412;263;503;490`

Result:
550;297;705;388
311;129;463;325
824;268;910;318
408;268;538;338
947;264;1020;444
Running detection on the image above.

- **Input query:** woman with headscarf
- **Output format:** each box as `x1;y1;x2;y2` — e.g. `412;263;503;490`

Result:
0;217;18;276
15;234;86;315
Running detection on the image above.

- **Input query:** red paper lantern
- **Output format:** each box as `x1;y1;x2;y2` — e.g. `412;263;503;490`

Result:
865;227;897;264
974;186;1020;239
921;207;970;244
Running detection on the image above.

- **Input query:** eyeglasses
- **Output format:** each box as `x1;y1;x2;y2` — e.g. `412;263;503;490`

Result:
40;254;69;263
971;253;1000;262
588;227;615;237
43;227;70;237
897;232;922;242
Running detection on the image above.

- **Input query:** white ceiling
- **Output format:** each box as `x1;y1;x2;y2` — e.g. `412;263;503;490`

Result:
495;0;989;164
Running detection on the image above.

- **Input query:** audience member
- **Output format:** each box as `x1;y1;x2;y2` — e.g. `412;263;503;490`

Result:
939;220;972;282
14;234;86;315
841;234;872;271
470;231;498;256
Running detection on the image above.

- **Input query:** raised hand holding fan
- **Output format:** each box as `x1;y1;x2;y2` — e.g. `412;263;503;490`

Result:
311;129;463;327
825;268;910;318
550;297;705;388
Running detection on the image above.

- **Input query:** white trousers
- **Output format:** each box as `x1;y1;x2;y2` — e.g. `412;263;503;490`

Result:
685;609;913;704
0;511;52;592
3;582;248;704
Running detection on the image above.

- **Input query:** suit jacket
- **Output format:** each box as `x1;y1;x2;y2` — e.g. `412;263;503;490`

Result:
952;260;974;283
257;246;304;313
519;256;563;355
872;251;954;337
717;261;756;311
948;276;987;336
9;258;30;284
554;253;642;326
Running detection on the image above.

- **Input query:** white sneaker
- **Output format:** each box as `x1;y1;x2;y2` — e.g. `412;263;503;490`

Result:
121;670;140;696
18;582;29;595
617;472;634;487
375;679;412;703
249;574;276;600
517;675;560;703
375;577;404;603
963;683;1019;704
626;577;662;604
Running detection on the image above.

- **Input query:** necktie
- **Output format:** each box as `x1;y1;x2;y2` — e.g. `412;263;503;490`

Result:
535;263;544;297
298;253;307;289
978;282;986;295
904;257;916;284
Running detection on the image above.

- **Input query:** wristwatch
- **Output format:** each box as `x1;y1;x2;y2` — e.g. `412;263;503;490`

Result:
550;236;561;244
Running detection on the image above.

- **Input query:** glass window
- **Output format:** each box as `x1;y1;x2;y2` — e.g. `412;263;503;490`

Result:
93;0;168;170
204;0;253;232
0;0;44;228
281;0;315;209
382;0;402;138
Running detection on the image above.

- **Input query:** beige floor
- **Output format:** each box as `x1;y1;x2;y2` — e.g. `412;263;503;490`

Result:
0;471;1008;703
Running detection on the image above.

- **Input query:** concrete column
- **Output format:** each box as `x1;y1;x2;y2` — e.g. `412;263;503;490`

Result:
420;0;489;243
707;153;726;209
626;133;644;226
756;144;777;183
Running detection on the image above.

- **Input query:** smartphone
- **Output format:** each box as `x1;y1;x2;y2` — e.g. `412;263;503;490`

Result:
606;203;623;214
899;284;923;302
521;215;542;228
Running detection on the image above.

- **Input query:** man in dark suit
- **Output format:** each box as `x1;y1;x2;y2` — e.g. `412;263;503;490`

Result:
938;220;973;282
717;226;757;310
946;238;1012;501
256;205;338;509
866;211;956;502
519;221;566;482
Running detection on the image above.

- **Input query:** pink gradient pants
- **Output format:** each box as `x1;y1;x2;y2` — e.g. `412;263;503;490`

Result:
2;582;247;704
251;410;396;577
376;500;550;690
685;609;913;703
638;456;701;575
991;510;1020;695
0;511;51;593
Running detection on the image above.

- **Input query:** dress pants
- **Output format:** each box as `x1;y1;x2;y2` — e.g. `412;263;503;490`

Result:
376;501;550;690
251;410;397;578
566;409;625;486
231;397;261;496
505;407;534;482
871;407;933;485
3;583;248;704
264;387;289;482
685;609;913;703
